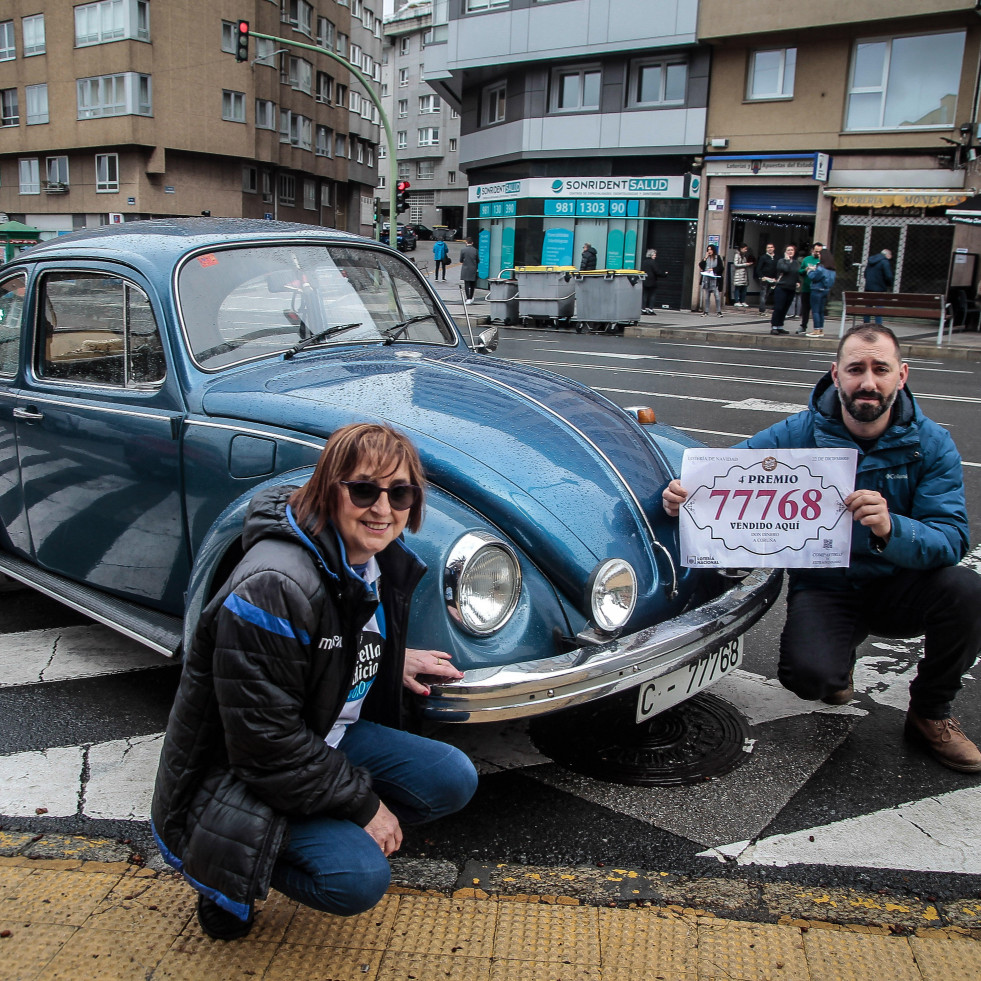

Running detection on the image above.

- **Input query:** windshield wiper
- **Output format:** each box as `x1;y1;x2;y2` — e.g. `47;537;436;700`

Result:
284;322;363;359
382;313;437;345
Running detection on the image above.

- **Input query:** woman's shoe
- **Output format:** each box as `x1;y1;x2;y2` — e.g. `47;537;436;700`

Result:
807;330;824;337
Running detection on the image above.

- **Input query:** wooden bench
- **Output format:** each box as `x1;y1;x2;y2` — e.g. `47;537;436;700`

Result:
840;291;951;348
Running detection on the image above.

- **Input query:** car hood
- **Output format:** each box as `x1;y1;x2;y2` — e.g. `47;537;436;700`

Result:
200;348;674;612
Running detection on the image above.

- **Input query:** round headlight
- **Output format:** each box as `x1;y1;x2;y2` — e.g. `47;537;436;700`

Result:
588;558;637;633
445;532;522;635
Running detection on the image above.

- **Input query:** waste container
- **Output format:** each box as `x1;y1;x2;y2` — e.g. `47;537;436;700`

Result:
488;277;519;325
573;269;645;333
514;266;577;327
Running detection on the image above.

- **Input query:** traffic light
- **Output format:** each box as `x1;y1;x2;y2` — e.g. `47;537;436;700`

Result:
235;20;250;62
396;180;410;214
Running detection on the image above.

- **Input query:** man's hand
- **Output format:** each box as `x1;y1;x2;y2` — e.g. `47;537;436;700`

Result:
662;478;688;518
364;801;402;856
845;489;892;541
403;648;464;696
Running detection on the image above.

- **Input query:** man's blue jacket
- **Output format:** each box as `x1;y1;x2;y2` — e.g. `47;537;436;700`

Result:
738;372;969;591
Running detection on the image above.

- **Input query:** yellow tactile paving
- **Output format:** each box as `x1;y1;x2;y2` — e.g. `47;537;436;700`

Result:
86;876;195;934
386;894;498;957
910;935;981;980
263;943;384;981
33;926;175;980
148;935;280;981
375;951;492;981
697;917;810;980
597;906;698;978
0;921;77;981
493;900;601;965
283;891;399;948
802;929;920;981
0;869;120;927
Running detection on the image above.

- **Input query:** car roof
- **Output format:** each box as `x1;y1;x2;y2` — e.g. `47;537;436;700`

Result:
9;218;367;271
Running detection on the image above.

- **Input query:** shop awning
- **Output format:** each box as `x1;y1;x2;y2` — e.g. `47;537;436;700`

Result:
823;188;973;208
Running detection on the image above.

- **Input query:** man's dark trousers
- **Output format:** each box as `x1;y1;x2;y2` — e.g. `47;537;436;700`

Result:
778;566;981;718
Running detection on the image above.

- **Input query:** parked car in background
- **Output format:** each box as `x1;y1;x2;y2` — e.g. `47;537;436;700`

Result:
0;218;780;723
380;223;417;251
407;223;434;241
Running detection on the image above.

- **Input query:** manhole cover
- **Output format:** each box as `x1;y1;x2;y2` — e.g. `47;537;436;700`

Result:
529;691;751;787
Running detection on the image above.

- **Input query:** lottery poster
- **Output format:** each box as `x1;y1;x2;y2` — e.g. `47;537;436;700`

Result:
679;448;858;569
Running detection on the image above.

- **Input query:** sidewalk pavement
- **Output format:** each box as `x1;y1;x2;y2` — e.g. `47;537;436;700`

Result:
2;832;980;979
419;267;981;363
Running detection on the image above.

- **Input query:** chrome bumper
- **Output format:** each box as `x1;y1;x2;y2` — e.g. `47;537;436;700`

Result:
421;568;783;722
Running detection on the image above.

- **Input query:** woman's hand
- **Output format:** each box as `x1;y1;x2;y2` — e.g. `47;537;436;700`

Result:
364;801;402;856
403;648;464;695
662;478;688;517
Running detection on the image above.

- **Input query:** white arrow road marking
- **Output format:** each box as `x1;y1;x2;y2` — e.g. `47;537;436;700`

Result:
0;625;164;688
699;787;981;874
0;733;163;820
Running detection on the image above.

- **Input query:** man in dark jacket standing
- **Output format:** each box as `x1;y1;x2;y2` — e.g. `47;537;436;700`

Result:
641;248;665;314
755;242;778;314
769;244;799;334
863;249;894;324
580;243;598;270
662;325;981;774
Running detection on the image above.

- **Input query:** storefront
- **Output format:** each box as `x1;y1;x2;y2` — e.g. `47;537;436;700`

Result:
466;176;701;310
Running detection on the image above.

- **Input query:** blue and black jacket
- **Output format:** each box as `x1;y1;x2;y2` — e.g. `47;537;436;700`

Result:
151;485;425;919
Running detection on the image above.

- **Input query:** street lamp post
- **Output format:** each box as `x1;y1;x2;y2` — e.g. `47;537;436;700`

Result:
244;28;397;240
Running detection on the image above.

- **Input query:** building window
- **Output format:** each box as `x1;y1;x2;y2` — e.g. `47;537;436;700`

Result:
278;174;296;206
628;59;687;107
222;90;246;122
377;142;386;158
419;94;440;114
416;160;434;180
77;73;152;119
845;31;965;130
397;130;407;149
242;165;258;193
46;156;69;187
316;72;333;104
283;0;313;37
448;137;457;152
335;132;347;157
256;99;276;129
482;82;506;125
19;158;40;194
317;17;335;49
336;33;348;58
0;21;14;60
367;145;374;167
335;83;347;106
25;84;48;124
467;0;509;10
398;68;409;87
289;57;312;94
304;180;316;210
747;48;796;101
75;0;149;46
315;124;333;156
397;99;408;118
418;127;439;146
288;113;313;150
1;88;18;127
254;37;277;63
399;36;409;55
96;152;119;192
23;14;45;56
398;161;410;180
550;66;601;112
448;170;456;184
321;182;332;208
220;20;237;54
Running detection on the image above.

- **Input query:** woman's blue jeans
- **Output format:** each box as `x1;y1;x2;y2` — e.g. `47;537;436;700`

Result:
270;720;477;916
810;290;828;331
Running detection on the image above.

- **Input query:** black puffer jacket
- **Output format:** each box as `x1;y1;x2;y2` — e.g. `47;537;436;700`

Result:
151;486;425;918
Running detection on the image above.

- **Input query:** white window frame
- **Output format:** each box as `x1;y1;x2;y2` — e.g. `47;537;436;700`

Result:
222;90;246;123
550;65;601;113
482;82;506;125
25;83;48;125
315;124;333;156
46;156;69;187
289;57;313;95
417;126;439;146
398;68;409;87
19;158;40;194
221;20;237;54
419;94;440;114
397;130;407;150
397;98;408;118
397;161;410;180
844;31;966;131
448;170;456;184
75;0;149;47
242;165;258;193
0;21;14;60
746;48;797;101
304;180;316;210
0;88;18;127
95;152;119;192
255;99;276;130
448;137;458;152
23;14;45;56
278;174;296;206
628;59;687;107
317;17;335;50
335;132;347;157
416;160;435;180
399;36;409;55
77;73;152;119
316;72;333;104
467;0;509;10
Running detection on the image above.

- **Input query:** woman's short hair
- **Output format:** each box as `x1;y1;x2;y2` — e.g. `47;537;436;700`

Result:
289;422;426;535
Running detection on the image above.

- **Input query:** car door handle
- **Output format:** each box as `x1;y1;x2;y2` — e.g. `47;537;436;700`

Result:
13;407;44;422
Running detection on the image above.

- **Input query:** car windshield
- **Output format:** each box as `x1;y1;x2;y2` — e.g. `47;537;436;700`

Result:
178;243;454;370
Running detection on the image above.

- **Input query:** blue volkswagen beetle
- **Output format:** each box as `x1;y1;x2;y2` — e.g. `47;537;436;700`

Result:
0;219;780;723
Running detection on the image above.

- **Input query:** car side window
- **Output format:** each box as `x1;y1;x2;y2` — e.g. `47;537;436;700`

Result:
39;272;165;388
0;273;26;377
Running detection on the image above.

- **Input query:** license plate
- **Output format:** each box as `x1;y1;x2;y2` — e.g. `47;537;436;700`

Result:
635;636;743;723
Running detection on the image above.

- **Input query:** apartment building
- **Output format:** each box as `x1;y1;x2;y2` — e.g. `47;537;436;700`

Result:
423;0;705;304
0;1;382;246
379;1;465;235
698;0;981;302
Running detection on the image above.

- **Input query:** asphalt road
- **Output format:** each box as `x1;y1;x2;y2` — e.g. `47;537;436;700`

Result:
2;328;980;907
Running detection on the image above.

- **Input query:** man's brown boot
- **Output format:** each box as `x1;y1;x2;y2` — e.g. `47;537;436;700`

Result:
904;710;981;773
821;669;854;705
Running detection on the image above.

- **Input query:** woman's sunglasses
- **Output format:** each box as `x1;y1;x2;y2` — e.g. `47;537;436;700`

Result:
340;480;421;511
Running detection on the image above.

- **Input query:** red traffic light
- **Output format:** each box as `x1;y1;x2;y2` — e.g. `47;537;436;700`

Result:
396;181;410;191
235;20;250;62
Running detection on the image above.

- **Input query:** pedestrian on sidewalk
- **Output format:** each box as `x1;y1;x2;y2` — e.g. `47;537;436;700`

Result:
806;249;836;337
755;243;778;314
460;237;479;304
731;244;754;307
432;239;449;281
579;242;598;271
641;248;666;314
152;423;478;941
698;244;725;317
769;244;799;334
796;242;823;334
662;325;981;775
862;249;894;324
